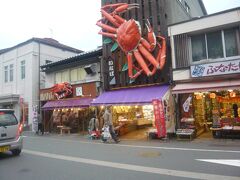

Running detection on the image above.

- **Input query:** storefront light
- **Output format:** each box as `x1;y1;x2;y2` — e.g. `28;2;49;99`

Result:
135;105;138;108
143;105;153;109
228;89;233;92
101;105;104;109
230;91;236;97
196;94;202;100
210;93;216;99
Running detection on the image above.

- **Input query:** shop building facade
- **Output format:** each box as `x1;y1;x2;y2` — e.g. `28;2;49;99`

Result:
40;48;102;134
101;0;207;90
168;8;240;139
90;0;207;139
0;38;81;129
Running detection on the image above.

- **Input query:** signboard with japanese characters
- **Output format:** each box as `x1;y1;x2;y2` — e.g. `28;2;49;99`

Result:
191;59;240;78
76;87;83;96
152;99;166;138
107;57;116;85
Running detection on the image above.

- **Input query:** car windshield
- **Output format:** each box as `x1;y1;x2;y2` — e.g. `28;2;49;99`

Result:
0;112;18;126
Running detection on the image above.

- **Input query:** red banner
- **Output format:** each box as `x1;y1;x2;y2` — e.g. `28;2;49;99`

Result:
152;99;166;138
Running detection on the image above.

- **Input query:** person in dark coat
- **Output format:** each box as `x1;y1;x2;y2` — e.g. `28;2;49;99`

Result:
232;104;239;118
103;106;120;143
37;114;44;135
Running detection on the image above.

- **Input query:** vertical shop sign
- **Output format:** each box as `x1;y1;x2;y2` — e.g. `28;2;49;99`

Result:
32;105;38;132
108;57;116;85
152;99;166;138
183;95;192;112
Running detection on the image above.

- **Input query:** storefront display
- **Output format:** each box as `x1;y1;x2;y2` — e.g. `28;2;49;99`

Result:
40;82;98;134
90;85;176;139
43;106;97;134
111;105;154;136
178;89;240;139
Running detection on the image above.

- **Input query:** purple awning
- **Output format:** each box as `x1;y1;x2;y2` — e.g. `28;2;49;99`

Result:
91;85;169;106
42;98;93;110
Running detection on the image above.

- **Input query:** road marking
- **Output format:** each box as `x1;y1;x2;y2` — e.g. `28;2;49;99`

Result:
197;159;240;167
25;136;240;153
23;149;239;180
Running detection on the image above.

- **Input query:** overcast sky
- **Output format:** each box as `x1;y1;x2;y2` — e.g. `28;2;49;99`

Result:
0;0;239;51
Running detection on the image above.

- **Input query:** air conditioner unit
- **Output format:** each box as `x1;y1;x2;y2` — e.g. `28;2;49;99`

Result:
84;64;96;75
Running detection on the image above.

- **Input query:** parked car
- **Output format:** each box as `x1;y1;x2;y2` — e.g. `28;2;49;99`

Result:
0;109;23;155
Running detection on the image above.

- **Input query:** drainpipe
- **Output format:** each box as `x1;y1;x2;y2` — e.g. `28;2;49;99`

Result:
38;43;41;115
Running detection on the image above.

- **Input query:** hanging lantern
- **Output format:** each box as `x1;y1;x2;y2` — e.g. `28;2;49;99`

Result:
230;91;236;97
210;93;216;99
196;94;202;100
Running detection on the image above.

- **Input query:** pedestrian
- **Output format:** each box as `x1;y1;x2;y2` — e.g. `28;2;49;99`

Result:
37;114;44;135
103;106;120;143
232;104;239;118
88;114;99;132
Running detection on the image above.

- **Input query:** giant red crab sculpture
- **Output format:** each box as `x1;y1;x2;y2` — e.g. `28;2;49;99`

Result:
51;82;73;100
96;3;166;79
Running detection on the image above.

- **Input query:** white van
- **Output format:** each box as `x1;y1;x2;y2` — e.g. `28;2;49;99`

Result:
0;109;23;155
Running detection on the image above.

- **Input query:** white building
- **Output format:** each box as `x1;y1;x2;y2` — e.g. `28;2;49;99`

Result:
0;38;82;129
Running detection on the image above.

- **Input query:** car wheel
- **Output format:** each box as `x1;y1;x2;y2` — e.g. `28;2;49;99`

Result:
11;149;22;156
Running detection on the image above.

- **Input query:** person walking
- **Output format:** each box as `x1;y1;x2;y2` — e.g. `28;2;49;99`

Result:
103;106;120;143
88;114;99;132
37;114;44;135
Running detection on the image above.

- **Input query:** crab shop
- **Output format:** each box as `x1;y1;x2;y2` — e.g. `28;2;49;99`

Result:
91;85;175;140
40;82;97;134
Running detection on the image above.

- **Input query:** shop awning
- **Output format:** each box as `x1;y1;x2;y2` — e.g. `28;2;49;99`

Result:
42;98;93;110
91;85;169;106
172;79;240;94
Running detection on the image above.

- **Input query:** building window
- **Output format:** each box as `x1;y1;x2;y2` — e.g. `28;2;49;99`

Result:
4;66;8;83
77;68;86;81
9;64;14;82
207;31;223;59
191;27;240;62
224;28;239;57
55;72;62;84
70;69;78;82
191;34;207;62
21;60;26;79
61;70;69;82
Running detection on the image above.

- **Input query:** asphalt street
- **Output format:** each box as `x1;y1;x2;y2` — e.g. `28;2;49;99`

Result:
0;133;239;180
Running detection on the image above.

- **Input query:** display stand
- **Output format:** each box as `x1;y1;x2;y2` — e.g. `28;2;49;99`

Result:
57;125;71;135
211;118;240;138
177;118;196;140
176;129;195;140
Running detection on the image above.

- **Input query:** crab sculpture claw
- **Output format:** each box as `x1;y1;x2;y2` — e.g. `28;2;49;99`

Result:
145;19;157;52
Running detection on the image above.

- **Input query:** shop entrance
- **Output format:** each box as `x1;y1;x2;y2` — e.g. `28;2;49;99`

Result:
42;107;96;135
178;89;240;139
110;105;155;140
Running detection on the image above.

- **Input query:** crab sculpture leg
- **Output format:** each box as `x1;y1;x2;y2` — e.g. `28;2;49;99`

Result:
97;3;166;79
